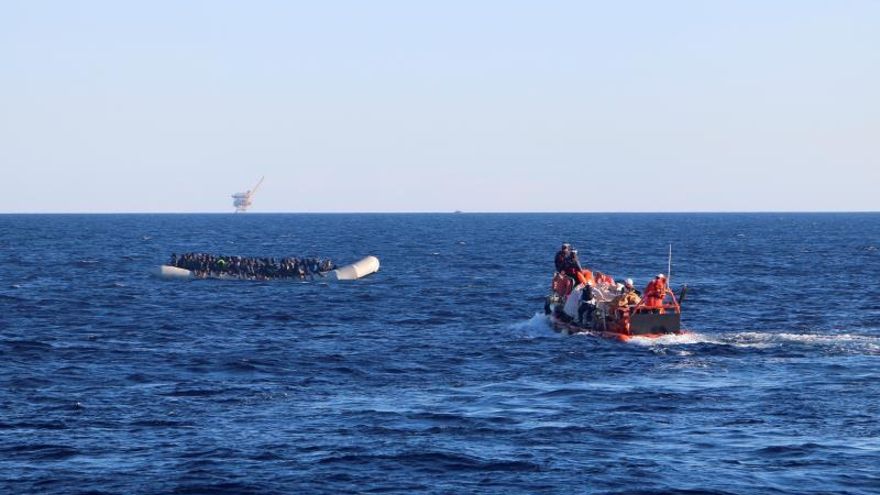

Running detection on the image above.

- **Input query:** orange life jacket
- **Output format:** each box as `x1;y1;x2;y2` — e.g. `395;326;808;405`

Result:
575;269;593;286
643;279;667;307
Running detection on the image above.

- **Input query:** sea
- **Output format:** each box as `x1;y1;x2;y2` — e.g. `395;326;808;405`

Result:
1;213;878;495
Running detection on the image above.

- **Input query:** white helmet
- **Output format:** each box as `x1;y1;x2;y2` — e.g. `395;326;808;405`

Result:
625;278;634;287
657;273;665;279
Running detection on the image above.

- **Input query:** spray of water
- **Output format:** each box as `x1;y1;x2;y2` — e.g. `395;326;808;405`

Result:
507;315;879;355
507;313;557;338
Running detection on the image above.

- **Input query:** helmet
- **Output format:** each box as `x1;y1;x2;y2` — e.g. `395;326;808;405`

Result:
562;243;571;249
657;273;665;279
625;278;634;287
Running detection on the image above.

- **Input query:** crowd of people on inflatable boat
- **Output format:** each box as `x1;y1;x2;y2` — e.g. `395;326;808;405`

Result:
551;242;670;327
169;252;336;280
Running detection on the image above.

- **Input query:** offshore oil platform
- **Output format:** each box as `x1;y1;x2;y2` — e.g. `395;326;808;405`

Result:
231;176;264;213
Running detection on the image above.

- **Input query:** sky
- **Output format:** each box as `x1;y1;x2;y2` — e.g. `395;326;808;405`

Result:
1;1;878;213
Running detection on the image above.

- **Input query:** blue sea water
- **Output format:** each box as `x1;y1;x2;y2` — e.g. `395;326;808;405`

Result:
1;213;878;495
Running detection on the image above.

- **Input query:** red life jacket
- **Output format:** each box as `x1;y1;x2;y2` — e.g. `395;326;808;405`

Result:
552;272;574;296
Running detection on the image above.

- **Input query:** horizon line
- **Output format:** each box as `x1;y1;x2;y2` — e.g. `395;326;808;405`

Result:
1;210;878;215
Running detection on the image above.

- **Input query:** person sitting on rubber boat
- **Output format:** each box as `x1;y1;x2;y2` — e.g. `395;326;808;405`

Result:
643;274;669;313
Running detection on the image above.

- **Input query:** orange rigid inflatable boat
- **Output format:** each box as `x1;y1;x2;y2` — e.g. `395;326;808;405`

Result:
543;272;688;342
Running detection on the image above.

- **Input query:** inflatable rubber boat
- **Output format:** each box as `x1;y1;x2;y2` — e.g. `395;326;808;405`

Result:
155;255;380;282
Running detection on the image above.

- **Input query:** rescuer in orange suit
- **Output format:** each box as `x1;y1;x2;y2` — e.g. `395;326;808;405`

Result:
643;274;669;312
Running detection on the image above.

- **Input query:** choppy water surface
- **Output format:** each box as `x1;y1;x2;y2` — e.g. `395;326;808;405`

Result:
1;213;878;494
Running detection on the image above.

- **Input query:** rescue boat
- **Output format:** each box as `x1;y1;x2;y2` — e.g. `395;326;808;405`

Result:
543;272;687;342
155;255;380;282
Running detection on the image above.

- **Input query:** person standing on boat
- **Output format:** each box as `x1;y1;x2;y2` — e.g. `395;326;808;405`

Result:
555;243;593;286
578;283;598;327
555;243;573;272
643;274;669;312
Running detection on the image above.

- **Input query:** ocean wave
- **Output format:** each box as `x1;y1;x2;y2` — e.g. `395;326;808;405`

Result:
2;444;79;461
317;450;542;473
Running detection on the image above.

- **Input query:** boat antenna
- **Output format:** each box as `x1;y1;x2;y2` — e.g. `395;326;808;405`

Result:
667;243;672;286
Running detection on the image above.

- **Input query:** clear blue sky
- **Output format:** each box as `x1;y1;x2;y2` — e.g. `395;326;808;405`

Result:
1;1;877;212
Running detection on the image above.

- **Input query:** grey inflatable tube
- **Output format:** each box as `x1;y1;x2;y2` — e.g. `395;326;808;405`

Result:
155;256;380;281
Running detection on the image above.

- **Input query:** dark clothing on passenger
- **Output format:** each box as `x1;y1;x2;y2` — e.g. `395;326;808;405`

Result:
555;250;581;278
578;286;596;327
169;252;336;280
554;250;567;272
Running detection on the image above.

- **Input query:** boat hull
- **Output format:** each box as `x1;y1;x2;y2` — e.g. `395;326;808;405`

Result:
547;313;684;342
629;312;681;335
155;256;380;281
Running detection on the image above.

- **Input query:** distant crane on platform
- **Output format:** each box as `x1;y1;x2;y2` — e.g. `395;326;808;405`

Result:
231;176;264;213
